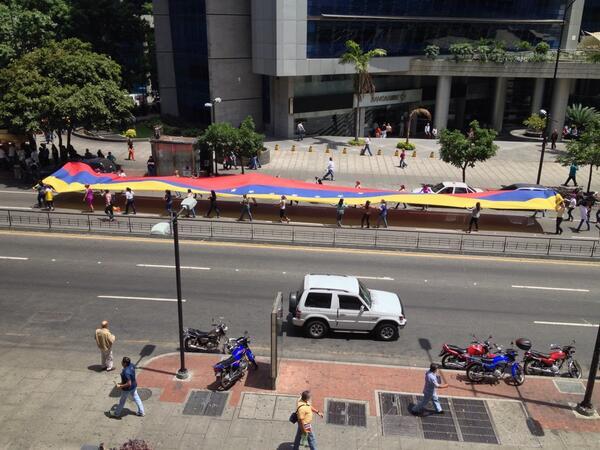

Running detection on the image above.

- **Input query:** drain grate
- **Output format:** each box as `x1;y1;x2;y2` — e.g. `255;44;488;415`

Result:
326;400;367;427
379;392;499;444
183;390;228;416
554;379;586;394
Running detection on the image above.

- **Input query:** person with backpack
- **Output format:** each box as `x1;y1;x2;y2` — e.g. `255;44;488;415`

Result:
291;390;322;450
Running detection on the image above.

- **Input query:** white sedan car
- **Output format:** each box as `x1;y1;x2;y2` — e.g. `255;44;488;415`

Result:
412;181;484;194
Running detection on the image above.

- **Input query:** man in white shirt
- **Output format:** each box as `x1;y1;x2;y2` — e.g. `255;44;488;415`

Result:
362;137;372;156
124;188;136;215
322;157;335;181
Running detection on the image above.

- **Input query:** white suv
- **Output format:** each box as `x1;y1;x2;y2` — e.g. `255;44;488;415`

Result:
289;274;407;341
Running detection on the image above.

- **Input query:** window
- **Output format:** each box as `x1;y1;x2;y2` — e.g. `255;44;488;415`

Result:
440;187;454;194
305;292;332;309
454;187;468;194
338;295;364;310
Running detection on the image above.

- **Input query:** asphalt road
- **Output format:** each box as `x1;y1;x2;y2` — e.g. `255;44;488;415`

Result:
0;230;599;372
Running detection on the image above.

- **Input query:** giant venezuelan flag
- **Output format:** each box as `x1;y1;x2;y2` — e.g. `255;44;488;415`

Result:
42;162;559;210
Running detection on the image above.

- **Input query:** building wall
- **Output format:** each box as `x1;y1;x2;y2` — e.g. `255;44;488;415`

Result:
153;0;179;116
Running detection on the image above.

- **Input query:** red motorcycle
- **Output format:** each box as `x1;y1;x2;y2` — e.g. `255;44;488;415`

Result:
439;335;495;370
523;340;582;378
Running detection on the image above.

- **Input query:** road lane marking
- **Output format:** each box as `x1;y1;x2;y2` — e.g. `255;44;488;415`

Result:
0;190;35;194
97;295;186;303
136;264;211;270
534;320;598;328
512;285;590;293
2;230;600;268
0;256;29;260
0;206;33;210
354;276;395;281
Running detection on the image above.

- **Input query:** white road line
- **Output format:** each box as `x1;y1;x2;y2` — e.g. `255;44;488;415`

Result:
97;295;186;303
354;276;395;281
0;256;29;260
534;320;599;328
0;206;33;210
0;190;34;194
512;285;590;293
136;264;211;270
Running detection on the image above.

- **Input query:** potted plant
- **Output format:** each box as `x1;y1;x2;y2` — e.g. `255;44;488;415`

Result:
523;113;547;137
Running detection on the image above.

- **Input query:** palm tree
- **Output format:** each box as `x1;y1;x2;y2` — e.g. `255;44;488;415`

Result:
339;40;387;141
406;108;432;144
566;103;599;129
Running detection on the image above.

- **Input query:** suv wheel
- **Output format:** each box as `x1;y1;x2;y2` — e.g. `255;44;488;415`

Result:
375;322;399;341
304;320;328;339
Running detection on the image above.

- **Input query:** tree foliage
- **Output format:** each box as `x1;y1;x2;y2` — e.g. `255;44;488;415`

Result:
557;118;600;191
566;103;599;129
0;39;133;137
439;120;498;182
523;113;546;132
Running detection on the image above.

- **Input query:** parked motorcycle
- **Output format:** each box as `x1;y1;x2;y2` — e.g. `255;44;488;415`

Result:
439;335;495;370
213;333;258;390
466;343;525;386
523;340;582;378
183;319;228;352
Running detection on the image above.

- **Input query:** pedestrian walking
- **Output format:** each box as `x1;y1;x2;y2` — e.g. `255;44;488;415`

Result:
376;199;389;228
95;320;116;371
127;145;135;161
322;158;335;181
109;357;145;419
576;201;590;232
555;200;565;235
567;195;577;221
185;189;196;218
411;363;448;415
424;122;431;138
432;127;438;139
278;195;290;223
103;190;114;221
563;163;579;186
551;129;559;150
381;122;388;139
238;194;253;221
335;198;346;227
164;190;173;215
124;188;136;215
44;185;56;211
466;202;481;233
386;123;392;137
292;390;323;450
362;137;372;156
146;156;156;176
360;200;372;228
394;185;408;209
399;149;407;168
34;181;45;208
296;122;306;141
205;190;221;218
84;184;95;212
97;149;105;159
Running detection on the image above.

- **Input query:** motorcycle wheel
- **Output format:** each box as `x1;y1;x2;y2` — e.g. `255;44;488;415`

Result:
442;354;465;370
568;360;582;379
466;363;485;382
512;365;525;386
184;337;195;352
219;373;235;390
523;359;542;376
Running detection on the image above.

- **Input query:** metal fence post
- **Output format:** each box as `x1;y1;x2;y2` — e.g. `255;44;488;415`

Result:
210;220;213;238
332;229;336;246
416;232;420;250
292;226;295;243
251;223;254;241
374;230;378;248
87;215;92;232
7;210;12;228
128;216;132;233
459;234;464;251
591;240;597;258
503;236;508;253
547;238;552;256
47;212;52;230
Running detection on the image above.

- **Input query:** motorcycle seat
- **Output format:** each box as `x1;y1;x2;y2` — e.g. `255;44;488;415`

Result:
447;344;467;353
218;355;237;368
529;350;551;359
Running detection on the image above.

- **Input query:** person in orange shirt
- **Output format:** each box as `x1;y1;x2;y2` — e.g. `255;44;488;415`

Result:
293;390;323;450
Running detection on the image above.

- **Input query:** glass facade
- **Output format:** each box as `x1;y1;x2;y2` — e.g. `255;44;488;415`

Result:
168;0;210;119
582;0;600;32
307;0;564;58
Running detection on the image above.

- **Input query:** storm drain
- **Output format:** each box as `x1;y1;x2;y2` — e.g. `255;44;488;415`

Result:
553;379;586;394
379;392;499;445
183;390;228;416
326;400;367;427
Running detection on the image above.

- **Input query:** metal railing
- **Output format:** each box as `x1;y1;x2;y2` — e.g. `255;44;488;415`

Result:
0;208;598;259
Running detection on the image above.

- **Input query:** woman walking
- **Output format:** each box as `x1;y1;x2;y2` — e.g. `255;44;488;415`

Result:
103;190;114;221
361;200;372;228
164;189;173;216
335;198;346;227
466;202;481;233
238;194;253;221
205;190;221;218
278;195;290;223
555;199;565;235
83;184;95;212
124;187;136;215
376;199;389;228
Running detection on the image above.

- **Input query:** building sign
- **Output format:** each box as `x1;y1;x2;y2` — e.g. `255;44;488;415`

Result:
354;89;422;108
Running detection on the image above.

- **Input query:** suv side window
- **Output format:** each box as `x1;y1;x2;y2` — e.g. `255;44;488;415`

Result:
454;187;468;194
304;292;332;309
338;295;364;310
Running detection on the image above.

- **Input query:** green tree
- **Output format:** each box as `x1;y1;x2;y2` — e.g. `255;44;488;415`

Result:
557;119;600;191
338;40;387;140
196;122;239;175
523;113;546;132
237;116;265;174
0;39;133;145
566;103;599;129
439;120;498;182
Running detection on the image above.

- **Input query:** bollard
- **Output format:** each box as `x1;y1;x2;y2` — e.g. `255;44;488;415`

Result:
325;147;330;154
274;144;279;151
308;145;313;152
429;151;435;158
394;149;399;157
342;147;347;155
291;144;296;152
412;150;417;157
377;148;382;156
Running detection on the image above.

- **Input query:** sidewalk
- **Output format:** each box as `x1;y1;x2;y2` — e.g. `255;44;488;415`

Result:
1;344;598;450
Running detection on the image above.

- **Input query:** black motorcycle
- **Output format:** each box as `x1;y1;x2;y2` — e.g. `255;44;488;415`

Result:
183;319;228;352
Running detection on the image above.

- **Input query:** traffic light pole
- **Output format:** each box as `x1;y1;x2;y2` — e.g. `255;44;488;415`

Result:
576;323;600;416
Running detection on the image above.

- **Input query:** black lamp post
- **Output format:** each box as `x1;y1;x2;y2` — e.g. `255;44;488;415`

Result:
576;324;600;416
204;97;222;175
536;0;577;184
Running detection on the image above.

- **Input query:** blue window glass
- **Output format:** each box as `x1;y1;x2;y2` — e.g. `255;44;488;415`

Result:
582;0;600;33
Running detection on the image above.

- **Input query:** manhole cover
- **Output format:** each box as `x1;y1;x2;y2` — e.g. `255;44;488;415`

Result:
417;396;459;442
326;400;366;427
452;398;498;444
29;311;73;323
554;379;586;394
183;390;228;416
109;387;152;401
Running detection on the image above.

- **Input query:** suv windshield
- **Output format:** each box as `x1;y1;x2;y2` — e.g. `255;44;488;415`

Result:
358;280;372;308
431;183;445;192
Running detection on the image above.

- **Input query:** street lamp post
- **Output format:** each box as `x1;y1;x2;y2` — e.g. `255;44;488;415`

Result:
536;0;576;184
576;324;600;416
204;97;222;175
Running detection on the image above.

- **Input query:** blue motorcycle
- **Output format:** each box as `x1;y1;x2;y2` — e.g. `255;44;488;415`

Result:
466;345;525;386
213;334;258;389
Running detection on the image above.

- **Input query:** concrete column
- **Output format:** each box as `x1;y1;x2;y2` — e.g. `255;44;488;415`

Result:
434;75;452;131
563;0;585;51
550;78;571;138
491;77;508;133
358;107;367;137
531;78;545;115
272;77;294;138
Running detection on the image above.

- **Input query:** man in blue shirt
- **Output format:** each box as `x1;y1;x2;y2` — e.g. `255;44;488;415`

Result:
411;363;448;415
109;357;145;419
